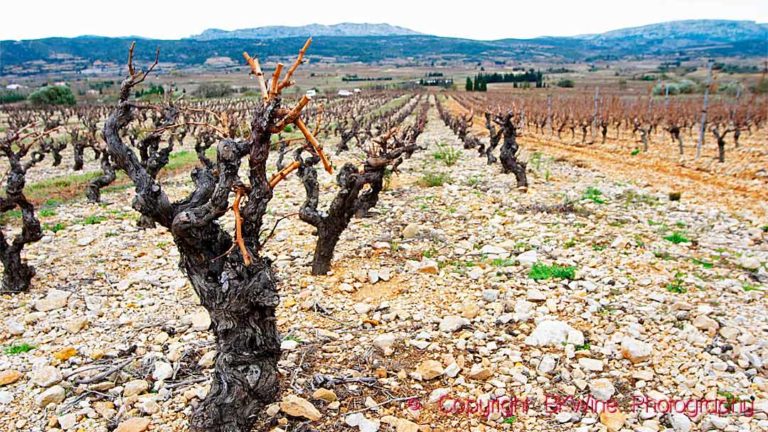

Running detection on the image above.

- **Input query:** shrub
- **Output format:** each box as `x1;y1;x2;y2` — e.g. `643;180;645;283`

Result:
28;86;76;106
556;79;574;88
135;83;164;99
0;90;26;105
194;82;234;98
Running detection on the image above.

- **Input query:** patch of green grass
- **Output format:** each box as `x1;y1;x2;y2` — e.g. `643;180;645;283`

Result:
742;283;761;292
80;215;107;225
717;390;737;409
621;190;659;207
574;343;591;351
761;225;768;232
448;260;475;274
665;272;687;294
433;143;461;167
466;175;482;187
43;223;67;233
582;187;605;204
0;210;22;223
664;232;690;244
38;208;57;217
675;221;687;228
490;258;515;267
418;172;450;187
283;334;303;343
630;148;640;156
529;263;576;280
691;258;714;269
503;416;517;424
564;239;577;249
4;343;35;355
592;244;606;251
422;247;438;258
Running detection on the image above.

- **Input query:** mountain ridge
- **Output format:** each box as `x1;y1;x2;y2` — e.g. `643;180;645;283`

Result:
1;20;765;76
190;22;421;40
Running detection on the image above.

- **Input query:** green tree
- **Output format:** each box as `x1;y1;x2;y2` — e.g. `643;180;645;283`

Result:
28;85;76;106
465;77;473;91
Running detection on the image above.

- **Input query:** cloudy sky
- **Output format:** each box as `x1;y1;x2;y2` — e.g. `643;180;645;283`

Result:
2;0;766;40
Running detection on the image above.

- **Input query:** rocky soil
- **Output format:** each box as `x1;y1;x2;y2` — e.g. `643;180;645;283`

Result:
0;101;766;432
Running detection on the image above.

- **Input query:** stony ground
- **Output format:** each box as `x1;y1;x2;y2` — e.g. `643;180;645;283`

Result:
0;99;766;432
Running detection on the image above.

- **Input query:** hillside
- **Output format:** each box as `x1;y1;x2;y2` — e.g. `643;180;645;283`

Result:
1;20;766;76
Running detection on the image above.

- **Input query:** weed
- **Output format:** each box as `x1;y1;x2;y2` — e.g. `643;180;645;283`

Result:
691;258;713;269
529;263;576;280
433;143;461;166
490;258;515;267
418;172;450;187
466;175;482;187
43;223;66;233
582;187;605;204
666;272;687;294
422;247;438;258
4;343;35;355
630;148;640;156
283;334;303;343
39;208;57;217
742;283;761;292
664;232;690;244
80;215;107;225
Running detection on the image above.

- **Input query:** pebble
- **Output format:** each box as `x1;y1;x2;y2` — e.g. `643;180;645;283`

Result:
373;333;397;355
439;315;469;332
0;370;22;386
152;362;173;381
115;417;151;432
35;385;65;407
525;320;584;347
669;413;692;432
416;360;443;380
621;337;652;363
123;379;149;397
280;395;322;421
31;366;62;388
312;388;338;402
345;413;380;432
578;358;604;372
34;288;70;312
590;378;615;401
